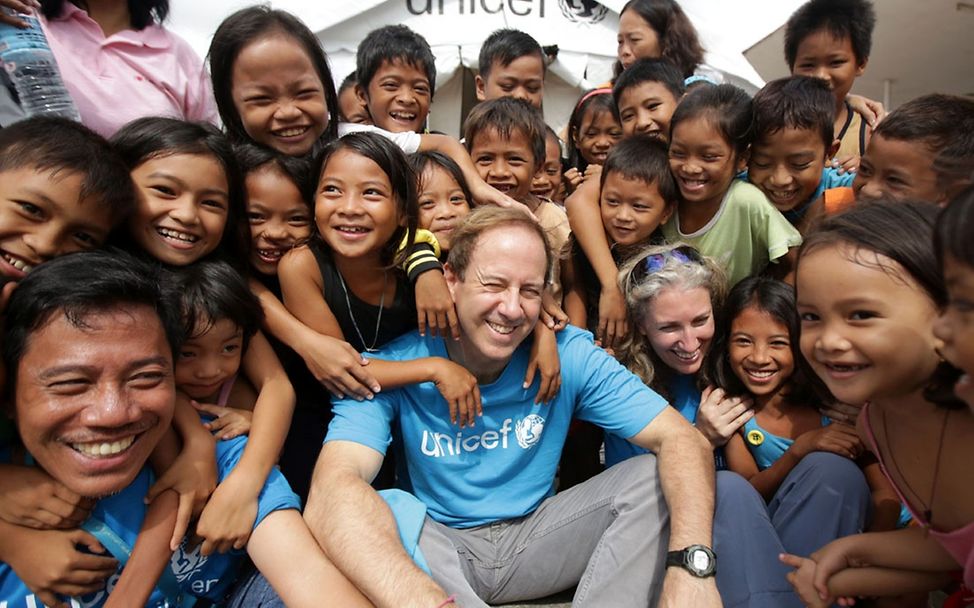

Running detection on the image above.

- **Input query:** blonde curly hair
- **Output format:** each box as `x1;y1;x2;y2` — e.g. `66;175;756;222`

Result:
615;243;727;398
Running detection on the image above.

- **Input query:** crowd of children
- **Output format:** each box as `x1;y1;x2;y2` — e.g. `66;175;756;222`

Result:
0;0;972;605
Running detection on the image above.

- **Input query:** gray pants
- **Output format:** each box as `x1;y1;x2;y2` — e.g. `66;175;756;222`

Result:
418;453;669;607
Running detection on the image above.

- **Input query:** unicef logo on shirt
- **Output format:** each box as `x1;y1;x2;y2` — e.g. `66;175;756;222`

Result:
515;414;546;449
558;0;608;24
171;541;208;582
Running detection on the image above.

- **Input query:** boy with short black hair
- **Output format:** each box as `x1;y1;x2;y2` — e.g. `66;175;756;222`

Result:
748;75;853;231
475;28;546;109
0;116;135;279
612;58;685;141
531;125;565;202
355;24;436;134
464;97;569;303
785;0;876;165
854;94;974;206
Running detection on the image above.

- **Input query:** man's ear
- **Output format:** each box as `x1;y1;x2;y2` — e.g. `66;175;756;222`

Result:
443;263;459;300
475;74;487;101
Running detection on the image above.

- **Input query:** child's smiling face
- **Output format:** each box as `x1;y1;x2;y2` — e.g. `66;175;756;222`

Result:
728;305;795;398
231;34;329;157
361;59;431;134
0;167;113;279
749;126;831;213
791;29;866;106
934;255;974;409
246;166;312;276
668;116;745;211
797;243;940;405
175;317;244;402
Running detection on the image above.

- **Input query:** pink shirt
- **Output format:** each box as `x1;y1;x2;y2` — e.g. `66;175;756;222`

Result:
41;3;217;137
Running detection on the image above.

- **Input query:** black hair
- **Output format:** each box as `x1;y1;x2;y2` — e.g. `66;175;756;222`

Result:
463;97;547;169
874;94;974;196
235;142;315;211
40;0;168;29
600;135;678;205
784;0;876;68
111;117;250;271
208;6;340;149
408;151;474;208
356;25;436;97
477;28;545;80
710;276;818;407
620;0;705;78
670;84;753;157
2;250;183;395
752;75;835;150
339;72;358;96
612;58;685;108
0;117;136;226
936;185;974;270
166;259;263;352
799;200;964;409
314;132;418;267
566;90;618;172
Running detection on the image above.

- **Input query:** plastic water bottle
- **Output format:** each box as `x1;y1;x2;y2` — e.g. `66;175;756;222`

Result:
0;9;80;120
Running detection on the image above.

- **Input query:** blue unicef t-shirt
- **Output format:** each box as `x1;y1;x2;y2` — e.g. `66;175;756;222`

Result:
325;326;667;528
0;435;300;607
604;373;700;468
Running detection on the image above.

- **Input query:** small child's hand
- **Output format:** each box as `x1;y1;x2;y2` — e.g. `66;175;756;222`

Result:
582;164;603;181
194;400;253;440
144;428;217;550
819;401;860;426
297;332;380;400
431;358;482;428
563;167;583;193
846;94;886;128
540;287;569;331
4;526;117;608
596;284;629;349
0;464;93;529
791;423;861;460
415;270;460;340
830;155;860;175
195;474;259;555
780;553;834;608
695;386;754;448
525;325;561;404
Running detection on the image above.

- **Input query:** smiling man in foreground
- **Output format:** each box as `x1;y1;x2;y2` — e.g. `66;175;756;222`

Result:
304;206;722;608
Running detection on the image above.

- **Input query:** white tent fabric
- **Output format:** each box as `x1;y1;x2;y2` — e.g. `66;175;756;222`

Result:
169;0;806;136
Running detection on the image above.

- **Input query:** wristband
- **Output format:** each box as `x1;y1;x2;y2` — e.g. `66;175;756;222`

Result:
434;594;457;607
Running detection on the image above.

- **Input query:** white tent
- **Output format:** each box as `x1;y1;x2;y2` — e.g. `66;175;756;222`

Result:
169;0;806;136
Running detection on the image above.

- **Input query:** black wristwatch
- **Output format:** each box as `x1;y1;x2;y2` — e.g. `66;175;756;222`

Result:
666;544;716;578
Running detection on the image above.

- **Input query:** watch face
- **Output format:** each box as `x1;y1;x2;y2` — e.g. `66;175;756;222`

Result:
690;549;712;572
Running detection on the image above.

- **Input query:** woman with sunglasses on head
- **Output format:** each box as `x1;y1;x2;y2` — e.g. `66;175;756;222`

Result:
609;243;871;607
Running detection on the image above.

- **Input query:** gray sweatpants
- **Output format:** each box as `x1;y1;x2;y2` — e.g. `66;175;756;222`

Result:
417;453;669;607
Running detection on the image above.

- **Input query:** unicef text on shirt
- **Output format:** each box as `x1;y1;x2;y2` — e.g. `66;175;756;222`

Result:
405;0;609;24
420;415;547;458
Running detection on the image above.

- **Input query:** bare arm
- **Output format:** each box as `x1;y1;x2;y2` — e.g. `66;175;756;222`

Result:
563;176;627;346
860;457;902;532
304;441;449;608
104;490;178;608
628;407;721;606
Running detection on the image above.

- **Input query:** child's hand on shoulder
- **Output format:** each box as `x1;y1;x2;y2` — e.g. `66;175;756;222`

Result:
144;426;217;550
415;270;460;340
695;387;754;448
430;358;482;428
830;155;860;175
526;324;561;404
0;464;93;529
194;400;253;440
3;526;117;608
194;472;260;555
